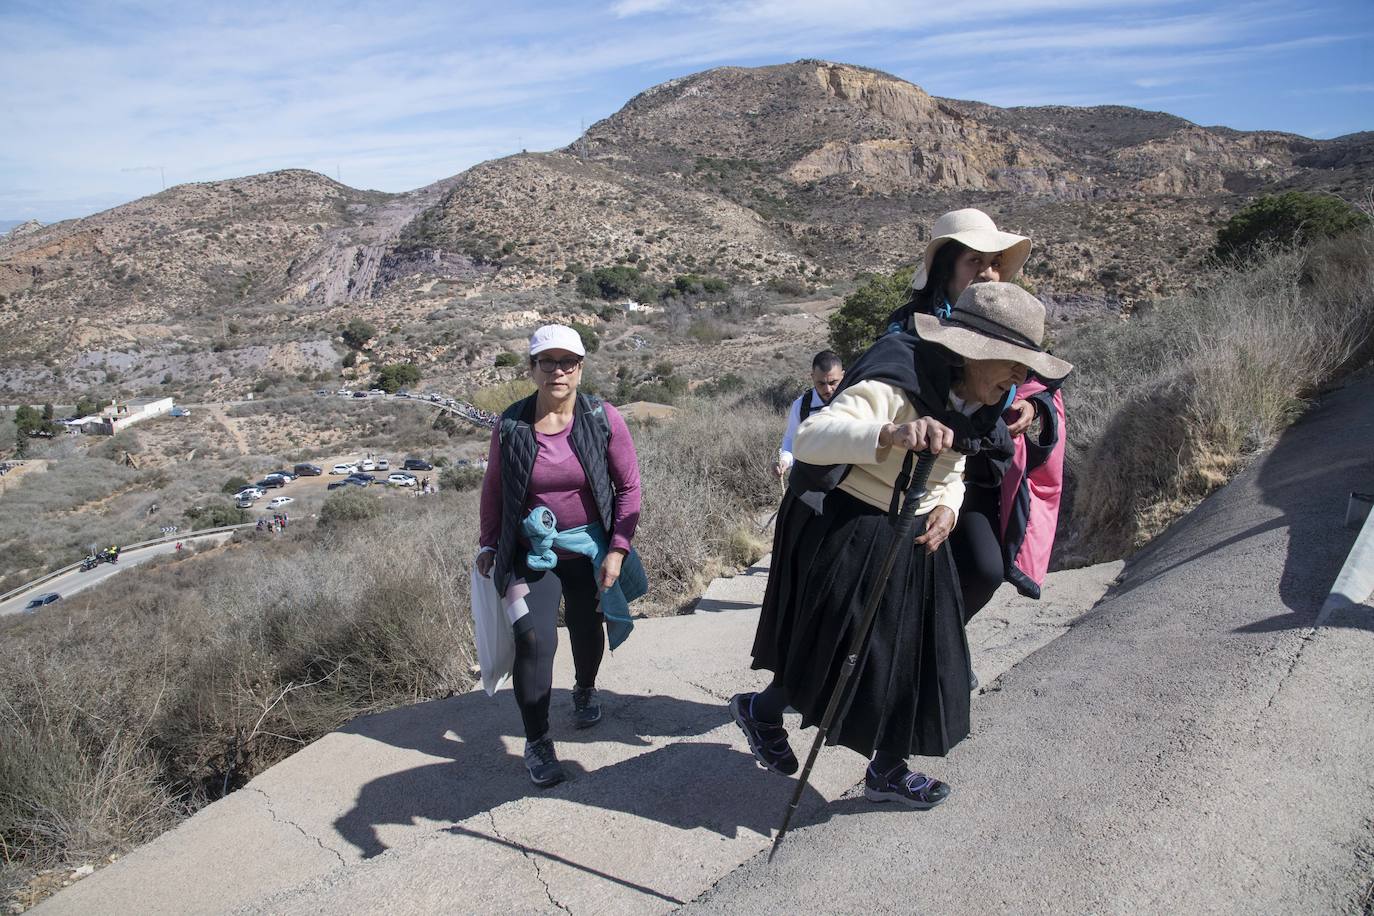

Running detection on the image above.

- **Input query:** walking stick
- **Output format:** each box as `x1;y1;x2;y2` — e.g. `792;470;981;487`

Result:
768;448;938;862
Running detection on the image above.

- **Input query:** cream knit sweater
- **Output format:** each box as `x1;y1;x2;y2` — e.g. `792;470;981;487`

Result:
794;379;966;519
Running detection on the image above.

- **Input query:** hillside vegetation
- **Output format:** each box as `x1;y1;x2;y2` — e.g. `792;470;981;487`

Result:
0;396;780;908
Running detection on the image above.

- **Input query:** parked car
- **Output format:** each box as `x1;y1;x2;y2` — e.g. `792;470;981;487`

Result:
255;477;286;489
369;388;385;396
266;470;297;482
235;497;256;508
316;389;330;396
352;391;368;399
328;478;367;490
346;473;376;485
359;458;376;472
267;496;294;509
169;406;191;417
375;458;390;471
293;463;323;477
403;458;433;471
386;473;417;487
337;389;353;397
23;592;61;612
396;390;411;398
330;464;358;476
235;487;265;500
428;393;443;403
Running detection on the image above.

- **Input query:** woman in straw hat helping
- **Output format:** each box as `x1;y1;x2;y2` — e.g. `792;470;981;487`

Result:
476;324;647;788
887;208;1070;644
732;282;1072;806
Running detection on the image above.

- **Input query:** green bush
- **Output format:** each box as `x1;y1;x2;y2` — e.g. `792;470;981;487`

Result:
440;465;484;491
341;317;377;350
184;503;247;530
568;321;601;354
319;488;382;525
828;267;915;363
221;476;251;496
576;266;649;301
1215;192;1367;264
374;362;421;393
493;352;521;368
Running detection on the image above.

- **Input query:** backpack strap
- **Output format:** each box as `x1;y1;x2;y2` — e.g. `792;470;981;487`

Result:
798;389;817;423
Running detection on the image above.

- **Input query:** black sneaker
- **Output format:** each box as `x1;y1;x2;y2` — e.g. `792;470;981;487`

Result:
729;693;799;776
572;685;602;729
523;736;566;788
863;763;950;809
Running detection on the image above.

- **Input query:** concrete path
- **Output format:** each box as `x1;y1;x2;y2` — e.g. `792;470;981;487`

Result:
34;554;1119;914
37;380;1372;915
690;379;1374;915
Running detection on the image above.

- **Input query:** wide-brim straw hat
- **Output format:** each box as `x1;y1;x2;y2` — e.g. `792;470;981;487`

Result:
911;208;1032;291
911;282;1073;381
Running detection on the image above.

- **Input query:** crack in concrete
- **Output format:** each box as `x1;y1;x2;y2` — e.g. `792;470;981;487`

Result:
486;809;572;914
680;677;733;703
246;787;348;868
1253;627;1317;730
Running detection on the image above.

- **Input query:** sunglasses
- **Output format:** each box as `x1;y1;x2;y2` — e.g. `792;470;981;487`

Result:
535;356;583;373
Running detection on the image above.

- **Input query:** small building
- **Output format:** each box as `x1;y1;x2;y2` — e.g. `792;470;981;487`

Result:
77;396;175;435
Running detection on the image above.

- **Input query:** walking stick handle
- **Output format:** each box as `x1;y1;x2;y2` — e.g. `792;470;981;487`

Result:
769;449;938;861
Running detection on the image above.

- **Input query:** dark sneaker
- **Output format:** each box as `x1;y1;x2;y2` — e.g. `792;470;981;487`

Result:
572;685;602;729
969;669;980;692
729;693;799;776
523;736;566;788
863;763;950;809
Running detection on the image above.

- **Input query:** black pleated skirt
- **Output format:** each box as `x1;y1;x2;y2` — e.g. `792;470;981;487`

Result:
750;486;971;759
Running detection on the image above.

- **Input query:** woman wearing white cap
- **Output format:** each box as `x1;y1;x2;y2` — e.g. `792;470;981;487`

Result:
884;209;1069;647
733;282;1072;807
476;324;645;788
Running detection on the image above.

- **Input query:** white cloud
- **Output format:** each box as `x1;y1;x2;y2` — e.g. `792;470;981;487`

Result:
611;0;675;16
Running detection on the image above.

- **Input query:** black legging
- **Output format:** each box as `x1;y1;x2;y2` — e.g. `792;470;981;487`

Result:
948;485;1004;622
511;556;605;741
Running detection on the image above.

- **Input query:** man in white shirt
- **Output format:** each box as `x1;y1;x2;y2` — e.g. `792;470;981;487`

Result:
773;350;845;478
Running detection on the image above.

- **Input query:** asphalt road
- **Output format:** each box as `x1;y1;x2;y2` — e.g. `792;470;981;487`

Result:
687;378;1374;914
0;531;235;618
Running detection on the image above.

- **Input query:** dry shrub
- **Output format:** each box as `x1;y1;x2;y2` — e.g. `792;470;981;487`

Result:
1063;233;1374;560
0;495;480;900
632;398;781;612
468;379;536;413
0;392;784;897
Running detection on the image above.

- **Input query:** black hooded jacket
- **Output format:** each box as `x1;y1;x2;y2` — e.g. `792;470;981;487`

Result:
786;331;1012;514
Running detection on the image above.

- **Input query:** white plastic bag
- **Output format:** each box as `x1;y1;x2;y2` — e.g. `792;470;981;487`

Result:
470;560;513;697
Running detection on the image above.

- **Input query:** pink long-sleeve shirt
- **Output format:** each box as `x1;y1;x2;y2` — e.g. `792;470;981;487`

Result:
478;401;641;555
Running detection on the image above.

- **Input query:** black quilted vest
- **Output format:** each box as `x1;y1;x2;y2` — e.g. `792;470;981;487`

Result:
492;392;615;598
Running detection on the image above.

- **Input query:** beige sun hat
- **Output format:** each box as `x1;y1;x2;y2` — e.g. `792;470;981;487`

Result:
911;208;1032;291
911;282;1072;381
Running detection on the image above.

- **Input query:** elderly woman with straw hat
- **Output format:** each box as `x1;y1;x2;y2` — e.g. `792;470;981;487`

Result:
731;281;1072;808
885;209;1071;660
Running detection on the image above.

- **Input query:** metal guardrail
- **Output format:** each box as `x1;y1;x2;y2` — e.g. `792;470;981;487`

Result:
0;523;255;606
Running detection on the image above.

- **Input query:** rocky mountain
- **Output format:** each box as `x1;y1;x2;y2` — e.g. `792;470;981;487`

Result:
0;60;1368;398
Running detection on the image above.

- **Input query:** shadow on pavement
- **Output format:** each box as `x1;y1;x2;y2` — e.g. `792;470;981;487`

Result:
332;687;828;862
1107;380;1374;632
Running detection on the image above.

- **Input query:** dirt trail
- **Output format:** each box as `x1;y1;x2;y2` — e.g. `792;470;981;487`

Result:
205;405;250;455
0;459;47;494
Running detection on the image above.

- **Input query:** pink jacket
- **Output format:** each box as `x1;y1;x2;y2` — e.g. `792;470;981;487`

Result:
998;378;1066;597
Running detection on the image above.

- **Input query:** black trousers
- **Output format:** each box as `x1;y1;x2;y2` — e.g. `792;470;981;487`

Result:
948;485;1004;622
510;556;605;741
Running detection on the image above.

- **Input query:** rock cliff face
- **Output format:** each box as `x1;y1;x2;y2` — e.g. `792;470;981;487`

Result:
0;60;1367;381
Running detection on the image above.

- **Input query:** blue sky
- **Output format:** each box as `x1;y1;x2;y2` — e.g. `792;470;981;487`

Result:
2;0;1371;223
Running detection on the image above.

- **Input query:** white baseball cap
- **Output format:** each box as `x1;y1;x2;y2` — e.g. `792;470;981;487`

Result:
528;324;586;357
